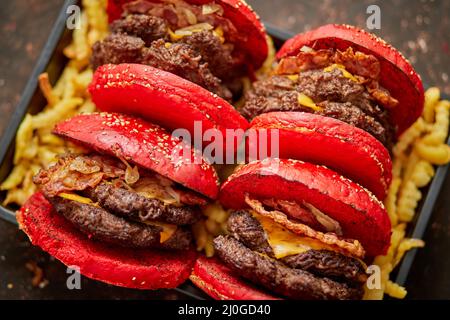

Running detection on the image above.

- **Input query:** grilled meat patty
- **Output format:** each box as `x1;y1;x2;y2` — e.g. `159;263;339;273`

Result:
91;12;244;100
214;235;364;300
50;197;191;250
226;210;273;256
34;153;199;250
85;182;202;225
227;211;367;285
242;69;395;149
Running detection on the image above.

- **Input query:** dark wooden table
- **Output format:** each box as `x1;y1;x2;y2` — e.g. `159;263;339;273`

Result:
0;0;449;299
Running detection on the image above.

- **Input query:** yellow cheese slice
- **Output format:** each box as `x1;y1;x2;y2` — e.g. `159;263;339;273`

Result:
143;221;177;243
59;193;94;205
252;212;336;259
297;93;323;112
324;64;359;82
59;193;176;243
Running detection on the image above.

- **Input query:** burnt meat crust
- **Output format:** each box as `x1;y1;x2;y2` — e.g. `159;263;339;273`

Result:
214;235;364;300
85;182;202;225
91;12;243;100
227;210;367;285
49;197;191;250
242;69;395;149
227;210;274;256
110;14;169;46
281;251;367;285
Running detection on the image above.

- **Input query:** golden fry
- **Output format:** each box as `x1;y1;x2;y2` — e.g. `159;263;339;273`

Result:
423;87;440;123
385;281;407;299
385;177;401;226
38;73;58;106
415;141;450;165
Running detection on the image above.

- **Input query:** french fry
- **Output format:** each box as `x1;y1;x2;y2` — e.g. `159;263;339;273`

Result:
423;87;440;123
385;177;401;226
411;160;435;187
38;73;58;106
393;238;425;268
415;141;450;165
0;163;28;190
422;100;450;145
14;114;34;164
385;281;407;299
393;118;425;158
73;12;90;63
397;181;422;222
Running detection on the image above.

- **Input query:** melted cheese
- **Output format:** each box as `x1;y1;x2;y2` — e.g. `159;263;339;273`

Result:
144;221;177;243
323;64;358;82
252;212;336;259
297;93;323;112
287;74;299;81
168;28;185;41
59;193;94;205
213;26;225;44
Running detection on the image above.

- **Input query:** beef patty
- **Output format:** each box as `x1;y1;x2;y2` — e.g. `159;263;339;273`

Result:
227;211;367;285
50;197;192;250
34;153;200;250
242;69;395;149
214;235;364;300
91;12;244;101
85;182;201;225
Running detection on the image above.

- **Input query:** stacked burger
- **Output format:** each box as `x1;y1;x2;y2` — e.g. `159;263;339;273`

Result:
18;0;259;290
17;1;425;300
190;25;424;299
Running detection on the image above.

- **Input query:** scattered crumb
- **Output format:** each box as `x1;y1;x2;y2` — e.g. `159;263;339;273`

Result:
25;261;47;288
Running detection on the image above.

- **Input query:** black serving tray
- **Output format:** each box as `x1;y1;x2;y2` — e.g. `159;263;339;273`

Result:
0;0;449;299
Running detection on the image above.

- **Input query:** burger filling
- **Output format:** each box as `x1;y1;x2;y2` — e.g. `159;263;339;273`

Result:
92;0;247;101
213;196;368;300
242;47;398;149
33;153;207;250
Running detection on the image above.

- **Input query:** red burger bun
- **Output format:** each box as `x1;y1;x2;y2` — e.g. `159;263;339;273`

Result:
276;24;424;136
248;112;392;200
89;64;249;153
190;256;280;300
53;112;219;199
219;158;391;257
17;192;197;290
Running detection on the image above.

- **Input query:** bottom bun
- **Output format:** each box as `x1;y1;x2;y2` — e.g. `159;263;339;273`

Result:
190;256;280;300
17;192;197;290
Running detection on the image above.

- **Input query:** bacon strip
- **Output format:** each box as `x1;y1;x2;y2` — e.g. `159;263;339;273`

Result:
275;47;399;109
245;195;365;259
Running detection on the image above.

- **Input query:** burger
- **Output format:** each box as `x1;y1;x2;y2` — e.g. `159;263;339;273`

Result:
190;158;391;300
242;24;424;148
189;25;425;300
18;112;219;289
92;0;269;101
240;24;424;200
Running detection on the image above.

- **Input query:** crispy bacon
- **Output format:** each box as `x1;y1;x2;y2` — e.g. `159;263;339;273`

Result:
334;47;380;80
275;47;399;109
367;80;399;108
262;198;324;231
34;153;206;206
275;49;333;75
245;195;365;259
178;189;208;206
33;154;125;197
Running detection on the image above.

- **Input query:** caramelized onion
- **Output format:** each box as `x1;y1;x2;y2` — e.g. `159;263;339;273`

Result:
202;3;223;15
